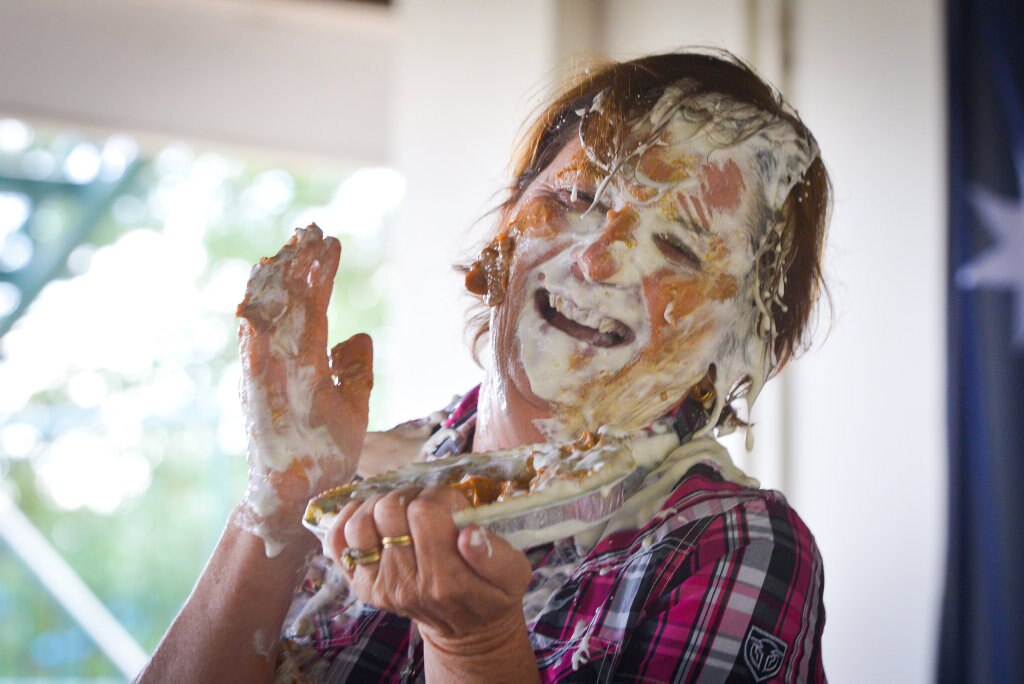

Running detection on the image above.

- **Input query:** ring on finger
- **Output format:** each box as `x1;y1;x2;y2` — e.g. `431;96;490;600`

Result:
340;546;382;571
381;534;413;549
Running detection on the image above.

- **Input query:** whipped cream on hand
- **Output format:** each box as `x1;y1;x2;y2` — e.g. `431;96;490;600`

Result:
234;224;373;558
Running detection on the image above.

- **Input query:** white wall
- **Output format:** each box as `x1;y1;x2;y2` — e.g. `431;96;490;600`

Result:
791;1;946;680
601;0;747;57
0;0;394;165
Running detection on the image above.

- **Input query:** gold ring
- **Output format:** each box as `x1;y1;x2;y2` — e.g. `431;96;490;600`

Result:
340;546;381;571
381;534;413;548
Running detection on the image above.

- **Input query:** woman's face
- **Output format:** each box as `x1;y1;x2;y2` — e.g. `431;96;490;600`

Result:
487;115;764;436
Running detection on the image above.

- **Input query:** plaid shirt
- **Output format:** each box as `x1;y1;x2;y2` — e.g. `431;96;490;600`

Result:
277;399;826;683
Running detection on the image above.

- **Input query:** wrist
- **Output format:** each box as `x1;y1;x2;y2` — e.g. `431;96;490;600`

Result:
420;610;527;657
231;500;317;559
421;611;538;684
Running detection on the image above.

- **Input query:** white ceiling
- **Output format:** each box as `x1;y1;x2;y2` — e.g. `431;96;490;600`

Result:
0;0;394;164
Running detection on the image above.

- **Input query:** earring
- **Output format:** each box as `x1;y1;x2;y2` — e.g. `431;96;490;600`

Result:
673;366;717;442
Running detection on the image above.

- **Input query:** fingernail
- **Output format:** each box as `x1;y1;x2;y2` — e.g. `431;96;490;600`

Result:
468;527;494;558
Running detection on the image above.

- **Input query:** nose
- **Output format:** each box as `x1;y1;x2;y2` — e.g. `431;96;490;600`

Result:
572;207;639;282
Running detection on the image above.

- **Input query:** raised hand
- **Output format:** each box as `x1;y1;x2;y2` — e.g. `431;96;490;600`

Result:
235;224;373;556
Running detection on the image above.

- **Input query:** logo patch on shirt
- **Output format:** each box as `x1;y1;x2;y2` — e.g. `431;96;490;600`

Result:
742;625;788;682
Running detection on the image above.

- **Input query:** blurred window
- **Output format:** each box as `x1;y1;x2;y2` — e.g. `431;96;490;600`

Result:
0;118;400;679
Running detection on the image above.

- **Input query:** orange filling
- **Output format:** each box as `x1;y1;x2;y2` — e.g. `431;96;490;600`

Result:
464;232;516;306
448;432;602;507
451;473;533;507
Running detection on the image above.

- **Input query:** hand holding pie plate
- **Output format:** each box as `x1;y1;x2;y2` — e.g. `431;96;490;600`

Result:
304;428;681;550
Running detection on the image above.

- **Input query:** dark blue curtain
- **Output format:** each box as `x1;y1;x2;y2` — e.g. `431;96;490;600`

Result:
943;0;1024;680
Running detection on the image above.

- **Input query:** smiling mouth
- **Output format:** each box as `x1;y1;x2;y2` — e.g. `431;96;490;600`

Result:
535;288;635;348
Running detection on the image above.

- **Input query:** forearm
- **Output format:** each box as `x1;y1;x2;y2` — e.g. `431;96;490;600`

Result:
135;505;316;684
422;612;540;684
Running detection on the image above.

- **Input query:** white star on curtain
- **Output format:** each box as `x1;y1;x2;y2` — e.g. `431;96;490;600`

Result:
956;150;1024;347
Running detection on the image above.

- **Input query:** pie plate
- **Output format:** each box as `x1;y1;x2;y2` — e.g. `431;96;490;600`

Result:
303;431;680;550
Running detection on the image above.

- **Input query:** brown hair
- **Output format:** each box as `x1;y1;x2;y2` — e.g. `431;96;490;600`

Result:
467;48;831;375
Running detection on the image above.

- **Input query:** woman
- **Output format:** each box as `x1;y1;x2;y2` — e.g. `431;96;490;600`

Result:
139;49;829;682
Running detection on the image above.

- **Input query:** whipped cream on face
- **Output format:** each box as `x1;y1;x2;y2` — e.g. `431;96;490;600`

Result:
508;139;751;434
495;85;817;441
516;241;649;404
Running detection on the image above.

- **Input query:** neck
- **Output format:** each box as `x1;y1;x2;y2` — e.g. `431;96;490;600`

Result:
473;373;551;451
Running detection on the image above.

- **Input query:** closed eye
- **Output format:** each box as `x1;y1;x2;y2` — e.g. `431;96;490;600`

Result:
654;232;702;269
555;187;604;214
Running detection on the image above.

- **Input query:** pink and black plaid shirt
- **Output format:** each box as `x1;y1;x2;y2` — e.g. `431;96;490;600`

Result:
278;394;826;683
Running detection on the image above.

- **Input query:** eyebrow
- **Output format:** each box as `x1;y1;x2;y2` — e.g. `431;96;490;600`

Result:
554;156;604;184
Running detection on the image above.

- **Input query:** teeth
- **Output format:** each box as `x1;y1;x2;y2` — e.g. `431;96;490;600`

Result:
549;293;568;315
546;290;622;336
